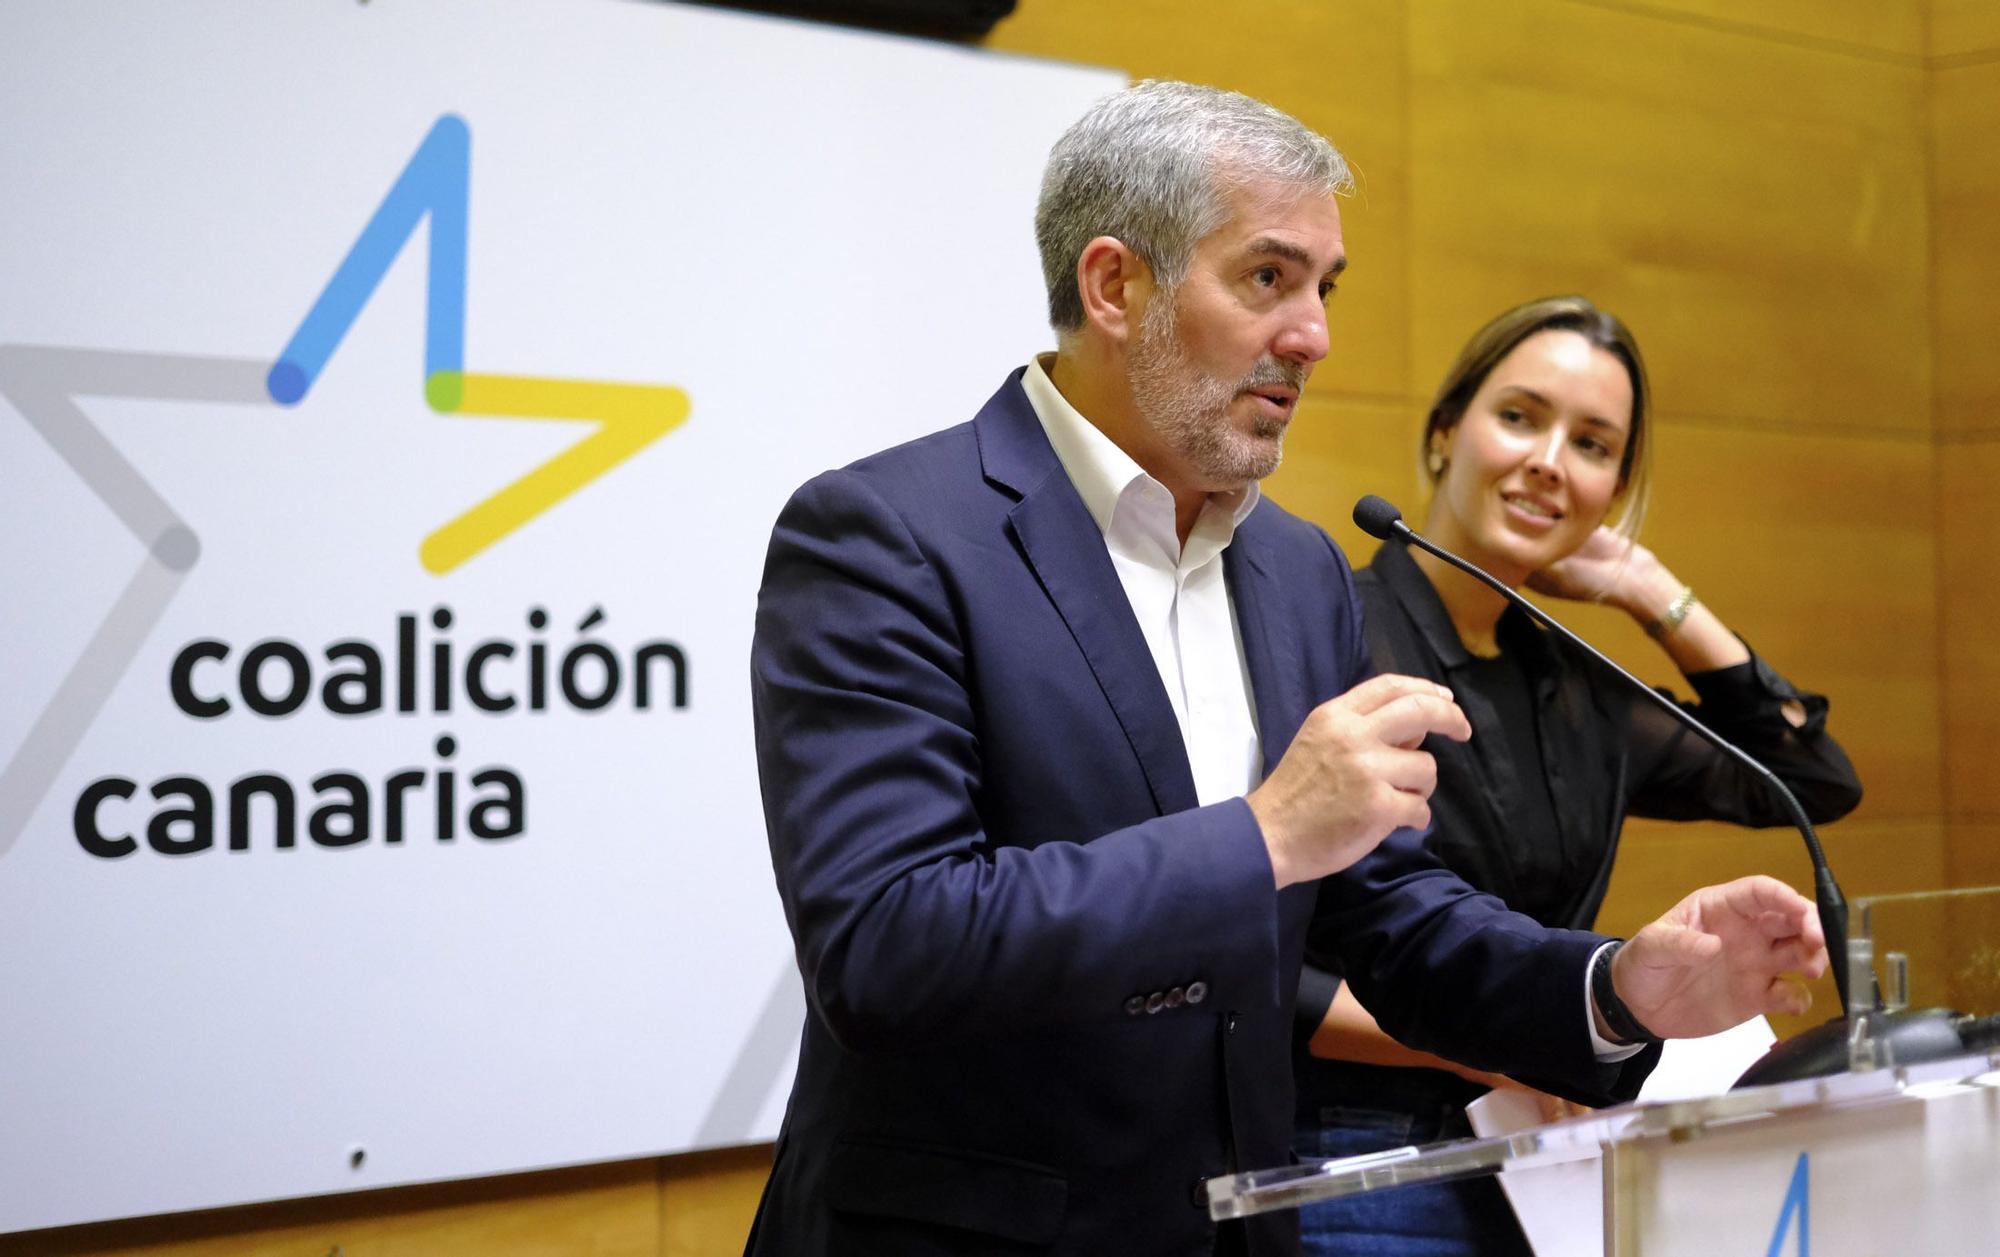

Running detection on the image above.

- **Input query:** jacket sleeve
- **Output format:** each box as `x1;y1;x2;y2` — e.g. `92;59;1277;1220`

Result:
1625;649;1864;825
752;468;1286;1055
1305;832;1659;1107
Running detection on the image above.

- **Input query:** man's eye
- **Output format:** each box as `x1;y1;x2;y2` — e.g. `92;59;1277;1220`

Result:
1254;267;1280;287
1319;281;1338;302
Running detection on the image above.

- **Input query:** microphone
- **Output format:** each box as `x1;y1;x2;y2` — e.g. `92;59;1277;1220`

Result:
1351;496;1965;1085
1352;494;1405;543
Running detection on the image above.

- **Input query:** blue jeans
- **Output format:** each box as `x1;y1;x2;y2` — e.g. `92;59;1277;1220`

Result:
1295;1097;1534;1257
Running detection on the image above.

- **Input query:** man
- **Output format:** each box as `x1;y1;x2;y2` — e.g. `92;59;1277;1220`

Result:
747;81;1823;1256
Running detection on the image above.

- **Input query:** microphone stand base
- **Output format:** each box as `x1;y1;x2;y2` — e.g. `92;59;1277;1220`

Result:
1733;1007;1969;1088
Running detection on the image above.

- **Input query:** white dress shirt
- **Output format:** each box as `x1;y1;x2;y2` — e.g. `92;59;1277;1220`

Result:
1021;355;1263;806
1019;357;1639;1060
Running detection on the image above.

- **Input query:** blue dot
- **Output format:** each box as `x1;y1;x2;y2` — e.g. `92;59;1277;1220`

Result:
267;361;308;405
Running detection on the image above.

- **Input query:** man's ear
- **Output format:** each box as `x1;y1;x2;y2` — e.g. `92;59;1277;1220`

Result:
1074;236;1153;345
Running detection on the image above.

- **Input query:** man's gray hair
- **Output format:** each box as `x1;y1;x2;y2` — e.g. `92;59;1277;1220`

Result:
1034;80;1353;333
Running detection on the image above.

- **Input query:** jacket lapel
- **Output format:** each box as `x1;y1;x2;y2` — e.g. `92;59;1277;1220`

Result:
975;374;1198;817
1224;521;1304;782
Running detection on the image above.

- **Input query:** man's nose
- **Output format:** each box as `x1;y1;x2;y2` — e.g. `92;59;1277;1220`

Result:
1274;297;1330;365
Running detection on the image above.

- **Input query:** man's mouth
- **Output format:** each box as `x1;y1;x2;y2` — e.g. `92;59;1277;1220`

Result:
1241;357;1308;409
1242;386;1299;419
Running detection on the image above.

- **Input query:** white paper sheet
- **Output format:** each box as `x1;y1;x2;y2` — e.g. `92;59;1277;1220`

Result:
1465;1017;1778;1256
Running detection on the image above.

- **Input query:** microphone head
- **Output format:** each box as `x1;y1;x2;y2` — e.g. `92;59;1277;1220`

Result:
1352;495;1404;540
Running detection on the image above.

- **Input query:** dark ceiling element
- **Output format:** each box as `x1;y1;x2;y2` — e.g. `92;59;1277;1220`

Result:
677;0;1017;41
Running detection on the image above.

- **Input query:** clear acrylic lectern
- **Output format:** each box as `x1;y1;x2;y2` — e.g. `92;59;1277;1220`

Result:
1207;886;2000;1255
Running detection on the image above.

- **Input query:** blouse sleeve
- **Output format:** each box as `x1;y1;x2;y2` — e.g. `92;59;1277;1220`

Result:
1294;963;1342;1038
1624;646;1863;825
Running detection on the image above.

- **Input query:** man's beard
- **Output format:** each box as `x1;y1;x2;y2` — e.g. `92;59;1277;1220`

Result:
1127;294;1306;487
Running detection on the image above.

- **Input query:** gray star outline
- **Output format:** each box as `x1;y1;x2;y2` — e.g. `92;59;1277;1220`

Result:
0;346;270;858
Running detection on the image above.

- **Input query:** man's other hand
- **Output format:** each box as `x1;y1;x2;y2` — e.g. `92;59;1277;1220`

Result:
1610;875;1829;1039
1248;674;1471;889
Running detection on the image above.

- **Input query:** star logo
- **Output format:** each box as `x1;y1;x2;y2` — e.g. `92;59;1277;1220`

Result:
268;114;690;574
0;114;689;856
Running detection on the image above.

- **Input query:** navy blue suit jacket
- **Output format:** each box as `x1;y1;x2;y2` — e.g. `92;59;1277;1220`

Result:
747;372;1656;1256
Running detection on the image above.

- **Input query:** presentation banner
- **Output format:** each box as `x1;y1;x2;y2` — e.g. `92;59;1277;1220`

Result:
0;0;1119;1232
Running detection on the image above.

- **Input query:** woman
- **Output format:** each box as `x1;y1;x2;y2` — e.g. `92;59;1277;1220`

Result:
1292;296;1863;1257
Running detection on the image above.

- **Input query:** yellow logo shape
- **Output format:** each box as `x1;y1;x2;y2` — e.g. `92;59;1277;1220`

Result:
420;371;690;575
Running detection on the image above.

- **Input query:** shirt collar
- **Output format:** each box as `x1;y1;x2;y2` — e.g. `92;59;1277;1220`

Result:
1368;536;1557;673
1020;353;1260;541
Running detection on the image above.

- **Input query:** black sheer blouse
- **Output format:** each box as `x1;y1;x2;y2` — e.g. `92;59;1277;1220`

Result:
1294;536;1864;1060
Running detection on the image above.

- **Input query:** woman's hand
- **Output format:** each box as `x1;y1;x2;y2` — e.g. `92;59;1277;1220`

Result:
1525;526;1662;608
1460;1069;1588;1122
1530;527;1754;674
1493;1080;1593;1125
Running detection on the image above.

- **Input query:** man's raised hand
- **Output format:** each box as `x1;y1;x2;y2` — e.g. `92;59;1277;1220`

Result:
1249;674;1471;889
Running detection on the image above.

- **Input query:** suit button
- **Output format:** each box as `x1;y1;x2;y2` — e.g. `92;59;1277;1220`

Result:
1186;981;1208;1006
1123;995;1146;1017
1189;1177;1210;1208
1165;986;1186;1009
1145;990;1166;1014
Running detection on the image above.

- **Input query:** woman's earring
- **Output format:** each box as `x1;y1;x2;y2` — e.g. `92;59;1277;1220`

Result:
1427;450;1446;477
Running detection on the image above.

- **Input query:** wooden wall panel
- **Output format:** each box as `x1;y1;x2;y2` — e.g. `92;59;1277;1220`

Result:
1931;62;2000;437
660;1145;769;1257
1931;20;2000;899
1574;0;1923;57
1947;822;2000;894
1263;394;1426;558
1406;1;1929;435
1928;0;2000;60
986;0;1414;400
0;1161;661;1257
1939;438;2000;822
0;1148;780;1257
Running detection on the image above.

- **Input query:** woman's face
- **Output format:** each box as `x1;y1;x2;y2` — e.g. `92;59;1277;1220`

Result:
1427;329;1634;587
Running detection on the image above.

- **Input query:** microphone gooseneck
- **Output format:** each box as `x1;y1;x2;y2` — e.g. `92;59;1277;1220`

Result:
1352;496;1852;1016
